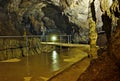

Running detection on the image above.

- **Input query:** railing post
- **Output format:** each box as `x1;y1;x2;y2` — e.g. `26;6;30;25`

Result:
60;35;61;43
68;35;69;44
24;28;30;76
67;35;70;51
60;35;62;52
70;35;71;43
46;35;47;52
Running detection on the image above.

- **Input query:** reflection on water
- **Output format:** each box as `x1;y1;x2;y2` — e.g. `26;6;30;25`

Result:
0;58;21;62
0;48;76;81
51;50;60;71
52;50;58;64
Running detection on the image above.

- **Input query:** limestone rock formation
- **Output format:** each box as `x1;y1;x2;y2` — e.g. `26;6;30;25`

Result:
0;0;104;43
0;0;120;81
0;37;55;61
77;0;120;81
0;0;119;57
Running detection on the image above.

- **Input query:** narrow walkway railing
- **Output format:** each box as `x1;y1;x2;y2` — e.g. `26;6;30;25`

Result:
0;35;72;50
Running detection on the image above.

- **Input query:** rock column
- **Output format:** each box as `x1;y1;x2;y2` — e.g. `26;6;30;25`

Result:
88;0;98;59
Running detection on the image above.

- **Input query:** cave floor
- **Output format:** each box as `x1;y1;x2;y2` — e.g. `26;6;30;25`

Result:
0;47;90;81
48;57;90;81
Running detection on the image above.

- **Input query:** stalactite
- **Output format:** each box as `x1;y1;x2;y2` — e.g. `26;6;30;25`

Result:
101;0;120;58
111;0;120;13
7;0;22;13
101;0;120;42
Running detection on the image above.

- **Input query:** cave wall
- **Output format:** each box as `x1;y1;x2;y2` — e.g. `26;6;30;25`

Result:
0;0;119;45
0;37;55;61
77;0;120;80
110;19;120;66
0;0;104;43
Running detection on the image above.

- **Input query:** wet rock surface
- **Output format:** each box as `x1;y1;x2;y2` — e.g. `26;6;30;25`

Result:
0;38;55;61
0;47;88;81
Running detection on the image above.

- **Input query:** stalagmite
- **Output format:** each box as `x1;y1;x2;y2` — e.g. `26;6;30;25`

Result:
88;0;98;59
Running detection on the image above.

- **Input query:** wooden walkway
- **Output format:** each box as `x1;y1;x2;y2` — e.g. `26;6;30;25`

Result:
40;42;90;47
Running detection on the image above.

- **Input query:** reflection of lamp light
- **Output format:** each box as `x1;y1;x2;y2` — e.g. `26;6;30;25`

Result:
52;50;57;59
51;36;57;42
52;50;59;71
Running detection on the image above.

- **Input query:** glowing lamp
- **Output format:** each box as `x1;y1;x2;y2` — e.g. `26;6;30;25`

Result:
51;36;57;42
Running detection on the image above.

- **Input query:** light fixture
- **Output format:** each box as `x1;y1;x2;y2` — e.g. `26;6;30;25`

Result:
51;35;57;42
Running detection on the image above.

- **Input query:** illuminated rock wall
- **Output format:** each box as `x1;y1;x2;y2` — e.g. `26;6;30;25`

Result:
0;38;55;61
0;0;103;43
0;0;119;43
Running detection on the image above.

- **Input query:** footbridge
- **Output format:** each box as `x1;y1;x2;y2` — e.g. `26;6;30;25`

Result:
0;35;89;48
40;42;90;47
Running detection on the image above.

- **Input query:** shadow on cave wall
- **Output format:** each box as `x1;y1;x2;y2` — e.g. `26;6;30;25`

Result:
21;3;79;41
42;4;87;43
41;4;72;35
